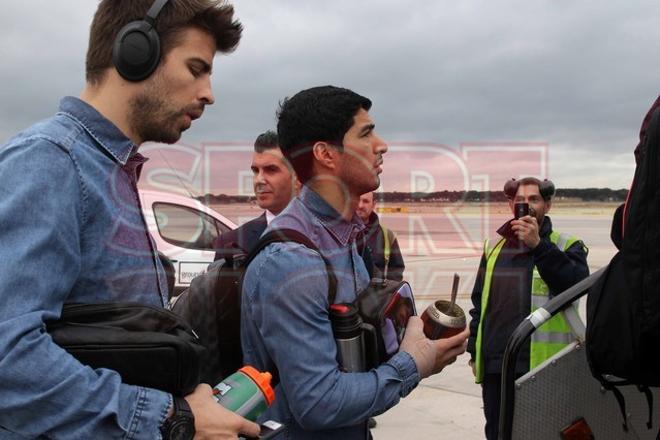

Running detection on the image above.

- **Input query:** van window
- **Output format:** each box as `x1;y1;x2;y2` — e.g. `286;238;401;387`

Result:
153;203;232;250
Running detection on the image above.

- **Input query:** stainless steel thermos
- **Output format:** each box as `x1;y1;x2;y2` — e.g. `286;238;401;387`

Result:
329;303;378;372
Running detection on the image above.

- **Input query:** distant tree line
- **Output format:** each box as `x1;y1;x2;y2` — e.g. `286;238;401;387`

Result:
199;188;628;205
555;188;629;202
375;188;628;203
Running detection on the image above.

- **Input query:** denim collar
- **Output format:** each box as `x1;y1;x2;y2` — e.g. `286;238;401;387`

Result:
58;96;136;166
300;185;365;246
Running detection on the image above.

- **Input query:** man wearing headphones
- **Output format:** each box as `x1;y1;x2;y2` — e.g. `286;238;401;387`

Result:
466;177;589;440
0;1;259;439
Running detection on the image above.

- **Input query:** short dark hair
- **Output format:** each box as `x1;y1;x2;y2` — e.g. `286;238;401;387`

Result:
254;130;279;153
276;85;372;184
86;0;242;85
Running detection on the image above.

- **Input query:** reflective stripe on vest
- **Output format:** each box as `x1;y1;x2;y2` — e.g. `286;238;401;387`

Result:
474;231;581;383
529;292;582;340
379;224;392;279
381;224;391;265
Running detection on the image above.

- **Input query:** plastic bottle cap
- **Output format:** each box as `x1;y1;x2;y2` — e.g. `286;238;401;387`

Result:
239;365;275;405
330;304;350;314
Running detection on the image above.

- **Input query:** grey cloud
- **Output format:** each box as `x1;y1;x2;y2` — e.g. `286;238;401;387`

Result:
2;0;658;189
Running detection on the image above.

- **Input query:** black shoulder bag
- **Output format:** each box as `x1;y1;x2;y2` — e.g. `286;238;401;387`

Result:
47;302;205;396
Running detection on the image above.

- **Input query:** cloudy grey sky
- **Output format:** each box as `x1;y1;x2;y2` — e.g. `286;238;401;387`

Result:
1;0;659;190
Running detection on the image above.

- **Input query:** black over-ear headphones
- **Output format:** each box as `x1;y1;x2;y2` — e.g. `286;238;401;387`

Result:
112;0;170;82
503;178;556;201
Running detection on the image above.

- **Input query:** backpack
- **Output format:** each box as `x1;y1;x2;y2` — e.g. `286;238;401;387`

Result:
172;227;414;386
586;97;660;432
171;229;336;386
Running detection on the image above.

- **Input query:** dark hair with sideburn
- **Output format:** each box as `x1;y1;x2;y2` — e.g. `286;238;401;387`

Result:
254;130;279;153
276;85;372;184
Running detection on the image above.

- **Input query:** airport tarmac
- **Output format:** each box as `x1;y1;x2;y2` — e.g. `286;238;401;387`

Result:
214;202;618;439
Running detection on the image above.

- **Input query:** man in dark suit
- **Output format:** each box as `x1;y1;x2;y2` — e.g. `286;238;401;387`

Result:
214;131;299;259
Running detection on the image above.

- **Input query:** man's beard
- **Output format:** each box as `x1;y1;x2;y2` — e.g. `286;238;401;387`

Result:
129;90;184;145
529;206;545;226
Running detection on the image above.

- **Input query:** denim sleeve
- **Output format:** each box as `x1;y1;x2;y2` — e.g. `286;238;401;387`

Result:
0;139;170;438
244;243;420;431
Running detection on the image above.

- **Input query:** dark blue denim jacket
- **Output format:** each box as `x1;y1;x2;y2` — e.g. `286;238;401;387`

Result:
0;97;171;439
241;186;420;440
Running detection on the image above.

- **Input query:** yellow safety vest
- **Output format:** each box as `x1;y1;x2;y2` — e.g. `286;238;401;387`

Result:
473;231;580;383
380;224;393;279
381;224;391;264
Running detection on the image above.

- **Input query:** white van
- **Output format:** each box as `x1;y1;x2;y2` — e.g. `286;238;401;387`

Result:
139;190;237;295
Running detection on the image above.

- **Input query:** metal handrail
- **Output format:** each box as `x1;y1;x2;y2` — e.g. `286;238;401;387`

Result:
498;266;608;440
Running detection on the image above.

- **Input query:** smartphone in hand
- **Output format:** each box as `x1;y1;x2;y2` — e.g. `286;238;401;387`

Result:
240;420;285;440
514;202;529;219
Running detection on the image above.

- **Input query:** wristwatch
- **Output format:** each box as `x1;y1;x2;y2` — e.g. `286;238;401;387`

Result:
160;396;195;440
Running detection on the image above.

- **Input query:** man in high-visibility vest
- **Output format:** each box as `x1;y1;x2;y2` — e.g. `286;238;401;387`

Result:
356;192;406;282
467;177;589;440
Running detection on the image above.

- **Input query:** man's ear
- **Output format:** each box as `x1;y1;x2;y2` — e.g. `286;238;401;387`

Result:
508;199;515;213
312;142;338;171
545;200;552;214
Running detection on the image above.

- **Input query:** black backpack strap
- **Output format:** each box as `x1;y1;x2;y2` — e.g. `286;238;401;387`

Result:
244;228;338;305
598;377;630;432
638;384;654;429
356;233;374;279
611;383;630;432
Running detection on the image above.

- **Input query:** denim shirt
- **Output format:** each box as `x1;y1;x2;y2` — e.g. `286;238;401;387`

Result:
241;186;420;440
0;97;171;439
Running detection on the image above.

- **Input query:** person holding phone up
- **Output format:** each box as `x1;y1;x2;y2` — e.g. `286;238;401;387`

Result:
466;177;589;440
